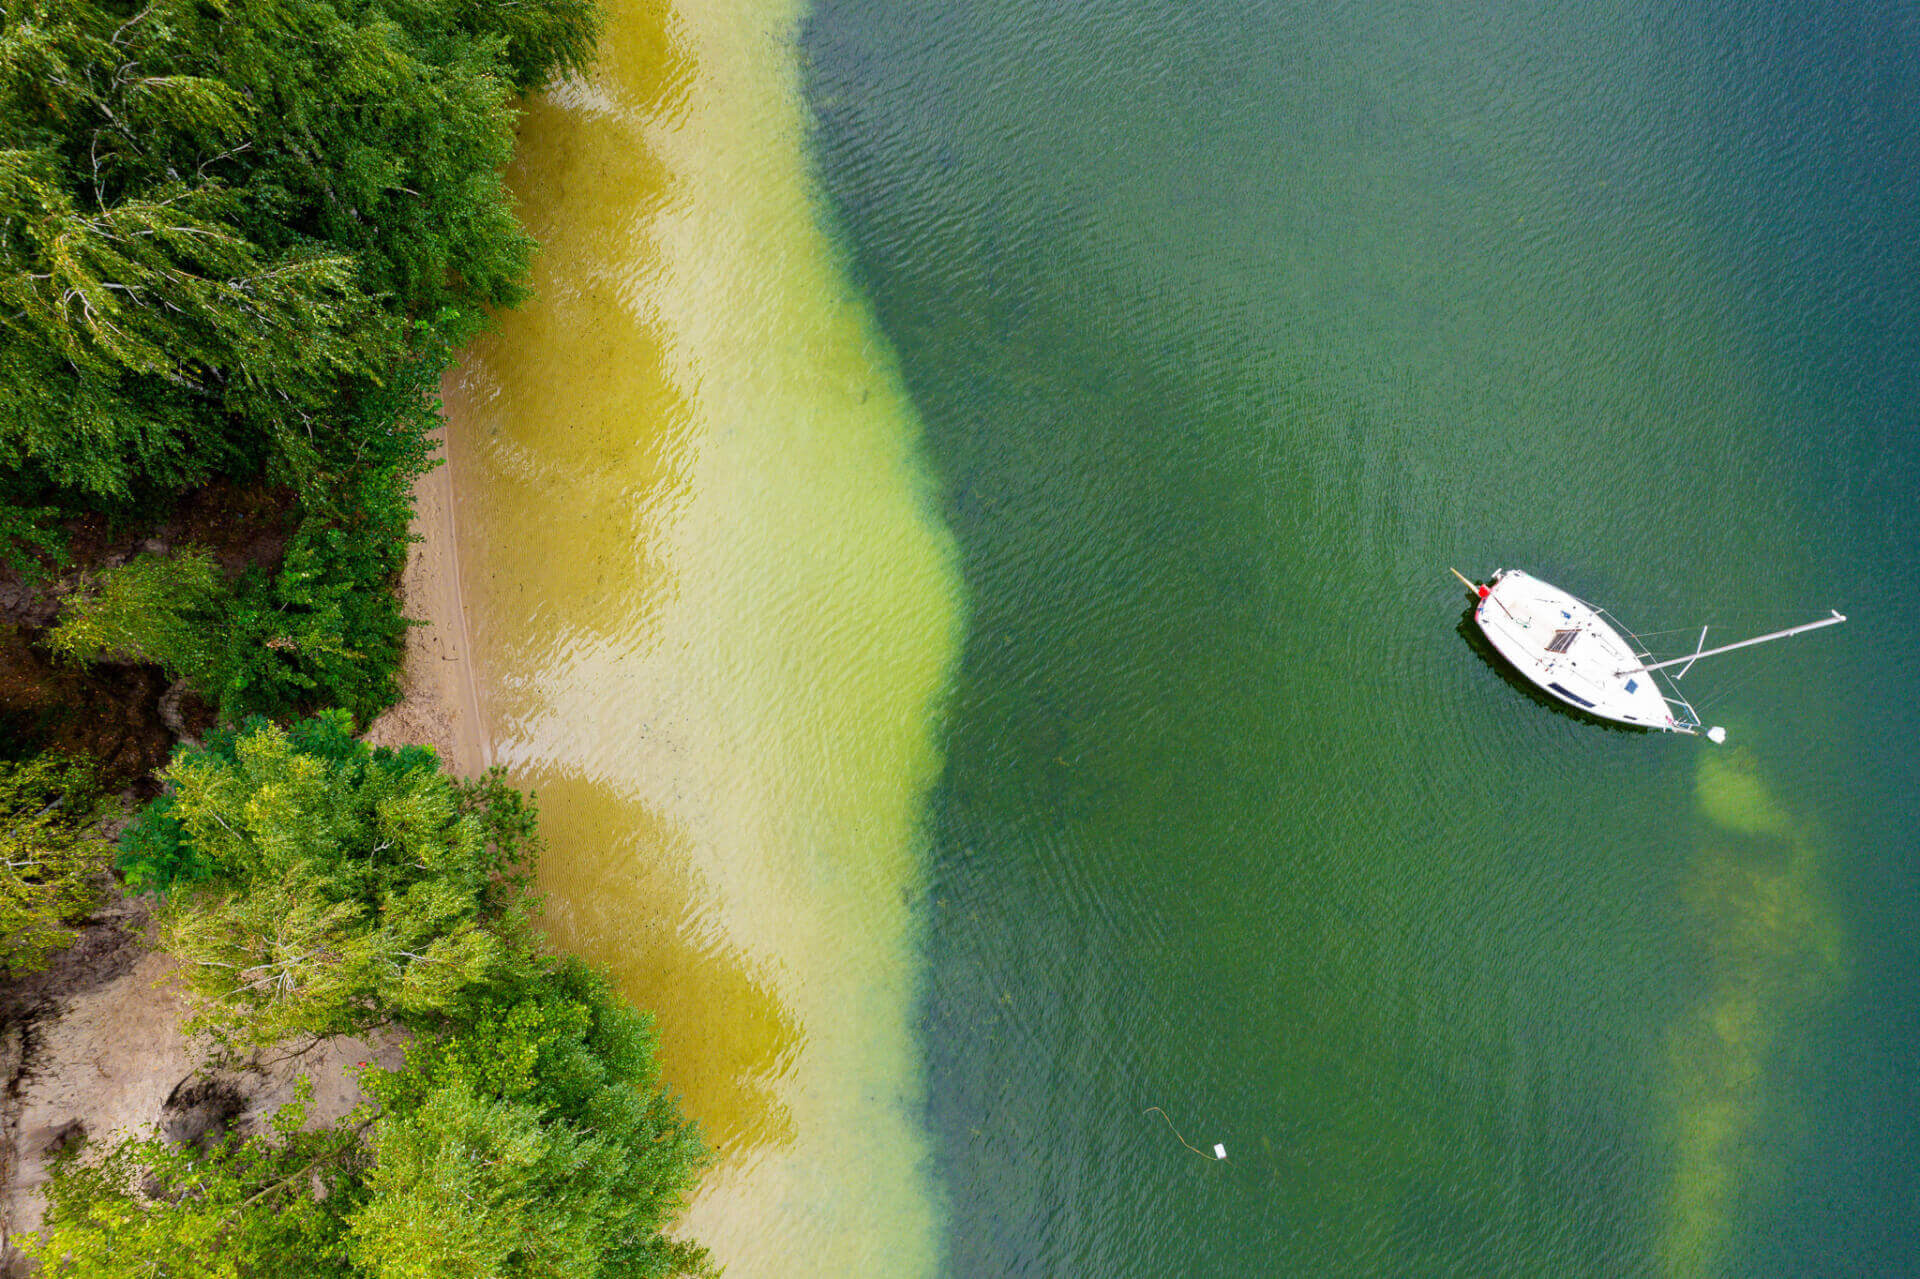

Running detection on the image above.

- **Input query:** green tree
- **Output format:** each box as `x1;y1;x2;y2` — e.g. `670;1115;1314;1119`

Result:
26;980;713;1279
3;0;597;725
123;712;537;1045
199;350;442;724
355;961;713;1279
24;1082;368;1278
0;82;380;499
48;549;229;683
46;350;439;726
0;0;599;504
0;752;110;973
69;715;713;1278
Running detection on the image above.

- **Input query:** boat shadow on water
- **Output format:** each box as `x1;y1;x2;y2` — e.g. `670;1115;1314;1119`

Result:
1453;609;1654;737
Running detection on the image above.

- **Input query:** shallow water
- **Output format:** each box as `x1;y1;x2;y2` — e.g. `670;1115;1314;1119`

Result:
448;0;961;1271
800;0;1917;1273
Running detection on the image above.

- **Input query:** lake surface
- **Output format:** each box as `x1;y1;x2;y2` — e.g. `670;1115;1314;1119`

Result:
459;0;1919;1274
800;0;1918;1274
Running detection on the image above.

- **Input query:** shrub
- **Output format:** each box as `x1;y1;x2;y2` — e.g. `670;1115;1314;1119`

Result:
47;550;228;682
0;752;110;973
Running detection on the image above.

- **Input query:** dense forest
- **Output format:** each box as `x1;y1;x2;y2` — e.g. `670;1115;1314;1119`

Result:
0;0;710;1273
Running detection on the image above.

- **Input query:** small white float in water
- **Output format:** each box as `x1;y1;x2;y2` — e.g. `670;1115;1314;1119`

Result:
1451;568;1846;741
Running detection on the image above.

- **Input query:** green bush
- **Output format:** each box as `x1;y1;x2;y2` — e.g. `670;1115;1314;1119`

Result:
0;494;68;577
113;792;193;895
0;752;110;973
47;549;228;681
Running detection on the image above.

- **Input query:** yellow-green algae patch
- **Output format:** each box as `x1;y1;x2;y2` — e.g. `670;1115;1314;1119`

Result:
1658;745;1847;1275
446;0;963;1273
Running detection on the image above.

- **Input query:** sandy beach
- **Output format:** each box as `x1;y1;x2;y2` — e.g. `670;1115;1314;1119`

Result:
361;403;487;777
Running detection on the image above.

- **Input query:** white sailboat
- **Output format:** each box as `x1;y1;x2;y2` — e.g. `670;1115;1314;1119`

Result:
1452;567;1845;741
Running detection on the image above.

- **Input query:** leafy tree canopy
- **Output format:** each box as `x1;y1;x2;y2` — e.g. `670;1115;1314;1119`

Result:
45;338;441;726
26;971;713;1279
0;750;109;973
48;546;229;678
0;0;598;502
123;711;537;1044
38;718;712;1279
355;960;712;1279
24;1081;369;1279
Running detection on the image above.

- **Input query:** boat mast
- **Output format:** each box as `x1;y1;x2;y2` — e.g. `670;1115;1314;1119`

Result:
1619;611;1846;677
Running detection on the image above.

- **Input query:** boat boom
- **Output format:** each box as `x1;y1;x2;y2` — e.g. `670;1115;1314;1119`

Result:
1619;611;1847;676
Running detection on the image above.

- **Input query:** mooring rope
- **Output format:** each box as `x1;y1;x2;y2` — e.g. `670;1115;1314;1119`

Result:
1144;1107;1222;1161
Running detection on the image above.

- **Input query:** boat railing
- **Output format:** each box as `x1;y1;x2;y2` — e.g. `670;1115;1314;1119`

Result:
1582;595;1706;732
1662;697;1703;731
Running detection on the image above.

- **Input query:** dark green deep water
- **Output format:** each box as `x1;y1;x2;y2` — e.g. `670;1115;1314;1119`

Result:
801;0;1919;1273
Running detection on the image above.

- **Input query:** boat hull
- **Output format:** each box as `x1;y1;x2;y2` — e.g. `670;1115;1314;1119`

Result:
1472;569;1693;732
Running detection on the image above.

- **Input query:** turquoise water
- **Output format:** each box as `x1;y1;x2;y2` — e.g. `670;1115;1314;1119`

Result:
802;0;1918;1273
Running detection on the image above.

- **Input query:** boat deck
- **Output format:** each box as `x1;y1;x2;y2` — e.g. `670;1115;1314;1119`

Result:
1474;569;1689;731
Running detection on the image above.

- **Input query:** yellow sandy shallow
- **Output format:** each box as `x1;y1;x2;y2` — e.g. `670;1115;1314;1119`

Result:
1658;744;1846;1275
447;0;963;1272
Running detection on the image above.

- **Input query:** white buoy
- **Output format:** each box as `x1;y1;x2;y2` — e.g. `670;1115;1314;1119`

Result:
1213;1143;1228;1160
1707;726;1728;744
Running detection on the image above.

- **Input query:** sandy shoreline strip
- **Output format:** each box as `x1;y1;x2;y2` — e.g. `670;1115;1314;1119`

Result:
361;394;487;777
